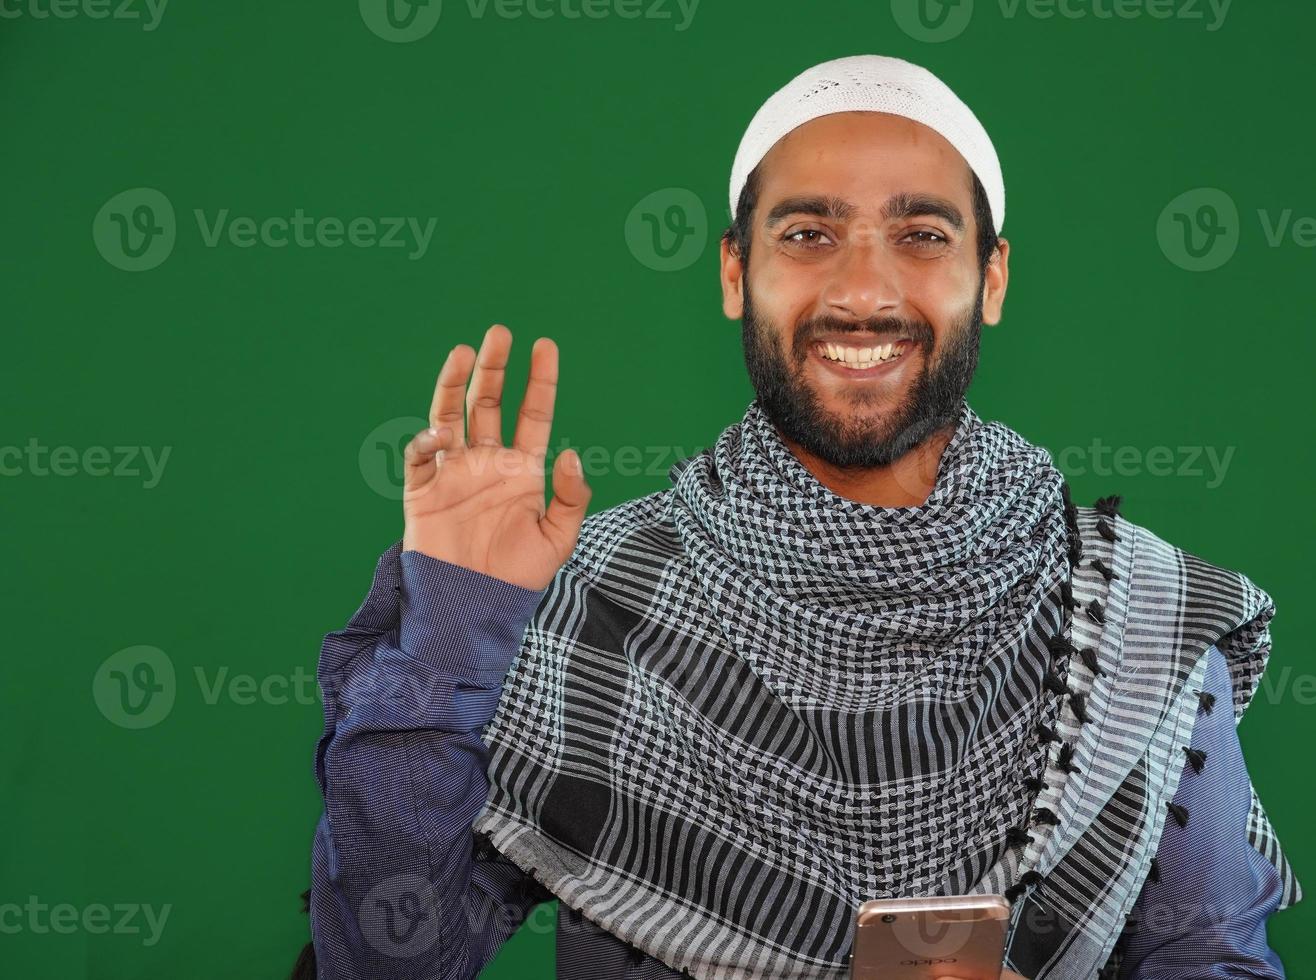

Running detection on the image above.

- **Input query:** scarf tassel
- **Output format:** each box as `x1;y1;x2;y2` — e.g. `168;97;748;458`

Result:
1046;632;1076;660
1094;494;1123;518
1089;557;1117;582
1069;692;1089;725
1003;488;1085;917
1059;577;1080;612
1043;670;1071;697
1006;825;1035;848
1086;598;1106;625
1004;869;1046;903
1032;806;1061;827
1079;646;1104;677
1056;742;1080;774
1184;746;1208;773
1095;517;1118;543
1196;689;1217;714
1148;856;1161;884
1167;802;1190;828
1060;481;1084;565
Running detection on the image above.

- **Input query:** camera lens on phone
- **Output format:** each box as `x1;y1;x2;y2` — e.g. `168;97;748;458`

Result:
880;914;896;923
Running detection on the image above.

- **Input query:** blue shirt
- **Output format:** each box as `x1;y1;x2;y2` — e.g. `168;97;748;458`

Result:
308;545;1287;979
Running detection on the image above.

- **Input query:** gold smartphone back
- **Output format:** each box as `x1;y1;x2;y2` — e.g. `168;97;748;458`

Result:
850;895;1011;980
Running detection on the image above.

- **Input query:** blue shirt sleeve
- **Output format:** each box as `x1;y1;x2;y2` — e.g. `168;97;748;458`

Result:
309;542;551;980
1120;644;1287;979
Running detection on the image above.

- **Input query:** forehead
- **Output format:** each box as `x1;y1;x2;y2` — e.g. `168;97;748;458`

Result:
756;111;973;214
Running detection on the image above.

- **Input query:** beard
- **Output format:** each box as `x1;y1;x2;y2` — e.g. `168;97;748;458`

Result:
740;270;985;471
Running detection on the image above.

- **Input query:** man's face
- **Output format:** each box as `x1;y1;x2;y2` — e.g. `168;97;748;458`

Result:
721;111;1008;470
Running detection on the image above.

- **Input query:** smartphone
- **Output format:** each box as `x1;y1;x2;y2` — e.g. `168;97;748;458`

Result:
849;894;1011;980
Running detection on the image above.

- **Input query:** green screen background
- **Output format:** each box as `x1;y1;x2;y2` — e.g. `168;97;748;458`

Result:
3;0;1313;976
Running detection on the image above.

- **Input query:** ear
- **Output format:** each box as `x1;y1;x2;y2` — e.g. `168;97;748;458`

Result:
719;234;745;320
980;236;1010;327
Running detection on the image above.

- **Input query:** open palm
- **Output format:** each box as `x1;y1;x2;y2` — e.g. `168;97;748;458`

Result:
402;324;591;591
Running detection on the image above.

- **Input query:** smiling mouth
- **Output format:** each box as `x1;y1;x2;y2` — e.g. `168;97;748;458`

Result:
812;338;914;372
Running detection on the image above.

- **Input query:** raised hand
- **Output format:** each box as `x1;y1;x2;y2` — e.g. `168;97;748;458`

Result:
401;324;591;591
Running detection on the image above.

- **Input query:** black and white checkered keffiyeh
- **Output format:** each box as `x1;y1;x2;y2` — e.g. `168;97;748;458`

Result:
474;397;1300;979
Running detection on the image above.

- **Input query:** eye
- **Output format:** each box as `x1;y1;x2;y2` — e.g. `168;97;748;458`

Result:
903;229;949;250
780;228;834;250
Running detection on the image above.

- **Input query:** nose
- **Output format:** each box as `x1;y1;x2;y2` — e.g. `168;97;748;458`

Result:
818;229;902;322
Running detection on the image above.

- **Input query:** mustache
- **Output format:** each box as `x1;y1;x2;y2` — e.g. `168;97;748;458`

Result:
794;316;934;351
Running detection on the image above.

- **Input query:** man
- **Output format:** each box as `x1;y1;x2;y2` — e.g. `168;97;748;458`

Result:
297;55;1301;979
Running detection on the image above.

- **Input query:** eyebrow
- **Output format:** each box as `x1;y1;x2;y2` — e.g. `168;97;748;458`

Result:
763;192;966;233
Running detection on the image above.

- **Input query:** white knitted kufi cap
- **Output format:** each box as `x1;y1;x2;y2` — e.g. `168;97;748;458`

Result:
728;54;1005;234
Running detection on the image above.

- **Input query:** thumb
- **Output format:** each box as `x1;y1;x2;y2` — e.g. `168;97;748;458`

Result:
541;448;591;557
404;425;456;491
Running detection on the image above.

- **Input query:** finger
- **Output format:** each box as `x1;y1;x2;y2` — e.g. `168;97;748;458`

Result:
403;426;456;491
465;324;512;448
511;337;559;456
540;449;591;558
429;345;476;446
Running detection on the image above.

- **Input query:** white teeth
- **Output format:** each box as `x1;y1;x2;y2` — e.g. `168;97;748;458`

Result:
819;341;905;366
